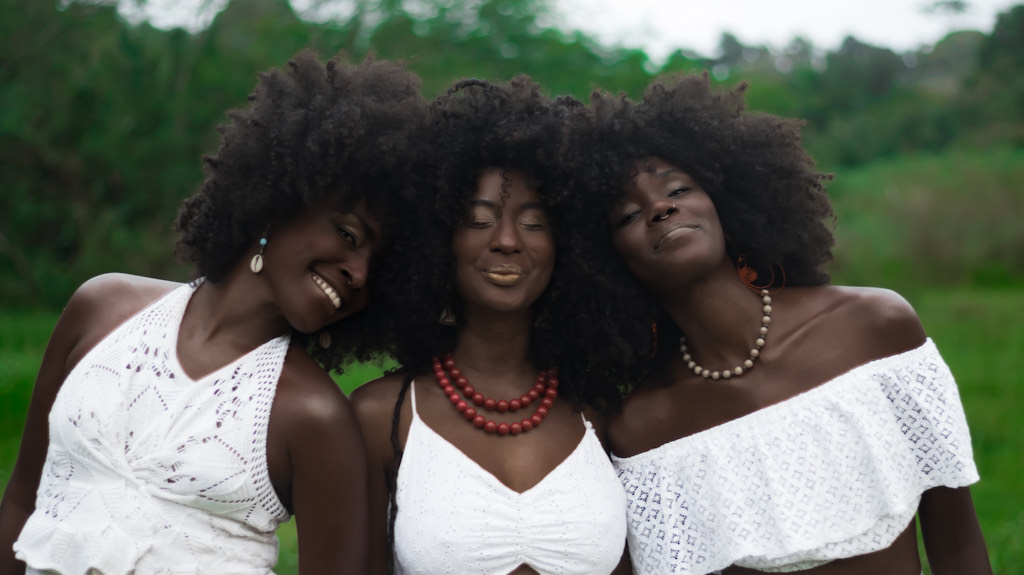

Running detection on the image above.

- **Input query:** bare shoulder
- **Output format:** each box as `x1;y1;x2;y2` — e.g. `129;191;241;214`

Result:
63;273;181;367
274;346;355;429
68;273;179;327
74;272;180;302
607;372;674;457
350;373;412;457
802;285;927;360
350;372;411;423
268;347;367;515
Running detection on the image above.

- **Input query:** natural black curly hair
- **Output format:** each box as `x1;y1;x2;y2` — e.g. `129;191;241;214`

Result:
380;75;629;574
381;75;627;411
578;73;836;386
174;50;427;370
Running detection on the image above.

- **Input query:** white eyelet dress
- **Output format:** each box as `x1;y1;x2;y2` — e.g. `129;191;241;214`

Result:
393;383;628;575
14;283;291;575
613;339;979;574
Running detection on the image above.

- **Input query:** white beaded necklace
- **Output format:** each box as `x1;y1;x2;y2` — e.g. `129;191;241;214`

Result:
679;288;772;380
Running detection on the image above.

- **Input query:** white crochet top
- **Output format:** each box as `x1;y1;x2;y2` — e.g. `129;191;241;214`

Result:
394;383;627;575
612;339;979;574
15;283;291;575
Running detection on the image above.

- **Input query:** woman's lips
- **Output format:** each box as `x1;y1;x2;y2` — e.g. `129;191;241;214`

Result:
654;223;698;250
483;264;525;286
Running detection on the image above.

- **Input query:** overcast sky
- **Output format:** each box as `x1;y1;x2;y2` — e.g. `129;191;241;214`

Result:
121;0;1020;62
557;0;1019;61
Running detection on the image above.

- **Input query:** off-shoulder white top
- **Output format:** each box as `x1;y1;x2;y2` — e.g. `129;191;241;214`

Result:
613;339;979;574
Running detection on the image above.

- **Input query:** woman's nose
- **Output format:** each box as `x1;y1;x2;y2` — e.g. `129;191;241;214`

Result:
650;201;677;224
489;220;522;253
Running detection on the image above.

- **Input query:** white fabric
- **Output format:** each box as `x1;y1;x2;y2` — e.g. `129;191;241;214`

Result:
15;283;291;575
394;383;627;575
613;338;979;574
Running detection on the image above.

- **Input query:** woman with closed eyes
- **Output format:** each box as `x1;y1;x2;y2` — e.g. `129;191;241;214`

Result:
351;76;630;575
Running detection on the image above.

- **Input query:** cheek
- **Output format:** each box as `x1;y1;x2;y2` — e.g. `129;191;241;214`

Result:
453;263;477;299
534;236;556;271
451;230;484;266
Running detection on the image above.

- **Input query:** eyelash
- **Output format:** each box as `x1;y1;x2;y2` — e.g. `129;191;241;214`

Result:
616;187;691;227
337;225;357;244
465;216;547;230
617;211;639;227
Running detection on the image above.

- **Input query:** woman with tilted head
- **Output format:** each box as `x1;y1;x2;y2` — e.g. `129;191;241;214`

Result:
0;51;426;574
577;74;991;574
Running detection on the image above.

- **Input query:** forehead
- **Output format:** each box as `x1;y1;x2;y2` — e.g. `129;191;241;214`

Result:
633;157;697;185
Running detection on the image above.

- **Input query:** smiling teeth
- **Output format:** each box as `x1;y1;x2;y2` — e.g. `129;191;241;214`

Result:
312;274;342;309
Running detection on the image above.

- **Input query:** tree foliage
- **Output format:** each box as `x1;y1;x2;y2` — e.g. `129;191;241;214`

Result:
1;0;1022;306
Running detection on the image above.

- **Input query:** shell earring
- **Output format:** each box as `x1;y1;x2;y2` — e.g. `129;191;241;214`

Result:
318;331;332;349
250;236;268;274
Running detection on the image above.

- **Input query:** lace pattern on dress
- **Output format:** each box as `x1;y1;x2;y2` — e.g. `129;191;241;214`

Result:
613;339;979;574
14;283;291;574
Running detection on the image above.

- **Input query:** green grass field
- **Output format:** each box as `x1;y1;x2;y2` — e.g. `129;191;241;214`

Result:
1;146;1022;572
1;288;1021;572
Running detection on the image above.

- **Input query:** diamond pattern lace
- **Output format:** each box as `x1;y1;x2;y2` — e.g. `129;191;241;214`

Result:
14;283;291;574
613;339;979;574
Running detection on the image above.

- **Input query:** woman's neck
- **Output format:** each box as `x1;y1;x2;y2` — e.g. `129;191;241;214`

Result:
448;310;538;393
183;266;292;352
658;274;768;369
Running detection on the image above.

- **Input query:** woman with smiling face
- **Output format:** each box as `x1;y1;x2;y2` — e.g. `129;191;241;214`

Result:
0;52;426;574
352;77;630;575
579;75;991;574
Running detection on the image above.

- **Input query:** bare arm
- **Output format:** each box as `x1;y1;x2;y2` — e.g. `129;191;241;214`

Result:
0;306;76;574
271;354;370;574
919;486;991;574
350;375;410;575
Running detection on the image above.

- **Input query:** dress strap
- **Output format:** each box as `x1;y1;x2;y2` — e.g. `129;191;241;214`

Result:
409;379;421;423
579;410;594;430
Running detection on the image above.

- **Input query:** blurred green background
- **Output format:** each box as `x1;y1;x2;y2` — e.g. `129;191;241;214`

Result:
1;0;1021;572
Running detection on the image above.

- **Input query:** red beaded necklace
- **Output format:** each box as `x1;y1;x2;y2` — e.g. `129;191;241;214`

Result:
432;353;558;436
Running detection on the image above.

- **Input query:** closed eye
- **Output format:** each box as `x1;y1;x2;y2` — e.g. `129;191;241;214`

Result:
519;212;549;231
616;210;640;228
668;186;692;197
466;218;494;229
